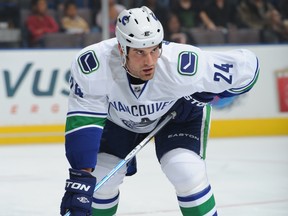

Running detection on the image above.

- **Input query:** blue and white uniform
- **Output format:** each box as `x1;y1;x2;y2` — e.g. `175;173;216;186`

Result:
65;37;259;216
66;38;259;167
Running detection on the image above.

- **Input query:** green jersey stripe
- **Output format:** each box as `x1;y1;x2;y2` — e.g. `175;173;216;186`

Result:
65;115;106;133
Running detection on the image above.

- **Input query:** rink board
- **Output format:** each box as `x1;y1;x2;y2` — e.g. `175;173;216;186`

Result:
0;117;287;144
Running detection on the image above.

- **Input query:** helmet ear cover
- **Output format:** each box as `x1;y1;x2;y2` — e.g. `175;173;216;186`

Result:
115;6;164;56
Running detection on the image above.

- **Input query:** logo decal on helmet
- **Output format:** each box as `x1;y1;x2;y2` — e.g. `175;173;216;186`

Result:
144;31;151;37
121;15;130;26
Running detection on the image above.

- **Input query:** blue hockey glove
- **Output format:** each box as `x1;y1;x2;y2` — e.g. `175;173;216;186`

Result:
171;92;215;122
60;168;96;216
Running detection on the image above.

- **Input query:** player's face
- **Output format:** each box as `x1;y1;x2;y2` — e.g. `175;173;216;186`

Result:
126;45;160;81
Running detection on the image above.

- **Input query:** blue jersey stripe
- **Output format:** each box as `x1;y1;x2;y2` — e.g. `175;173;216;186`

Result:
67;111;107;116
177;185;211;202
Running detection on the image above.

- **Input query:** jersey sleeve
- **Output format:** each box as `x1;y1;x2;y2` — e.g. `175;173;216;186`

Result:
200;49;260;97
65;46;108;170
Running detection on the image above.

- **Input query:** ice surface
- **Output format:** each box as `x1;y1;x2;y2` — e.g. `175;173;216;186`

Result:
0;136;287;216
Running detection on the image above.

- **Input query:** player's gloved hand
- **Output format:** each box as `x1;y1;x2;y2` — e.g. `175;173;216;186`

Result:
170;92;215;122
60;168;96;216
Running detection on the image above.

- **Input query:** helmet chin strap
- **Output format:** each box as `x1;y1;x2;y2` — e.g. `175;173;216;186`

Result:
120;53;141;79
123;64;141;79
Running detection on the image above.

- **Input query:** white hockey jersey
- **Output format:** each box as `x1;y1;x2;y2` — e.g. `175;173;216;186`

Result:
67;38;259;134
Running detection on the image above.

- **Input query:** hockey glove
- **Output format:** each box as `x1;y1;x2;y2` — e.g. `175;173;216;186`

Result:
60;168;96;216
171;92;215;122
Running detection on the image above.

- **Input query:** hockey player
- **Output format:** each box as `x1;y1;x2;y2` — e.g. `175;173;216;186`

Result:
60;6;259;216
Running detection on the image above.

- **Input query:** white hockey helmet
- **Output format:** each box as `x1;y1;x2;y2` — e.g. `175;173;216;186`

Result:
115;6;164;56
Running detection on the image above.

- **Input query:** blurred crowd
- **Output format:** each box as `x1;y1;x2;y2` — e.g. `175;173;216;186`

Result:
0;0;288;48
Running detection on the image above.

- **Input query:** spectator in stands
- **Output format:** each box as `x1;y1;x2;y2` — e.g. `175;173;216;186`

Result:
26;0;59;47
200;0;240;31
55;0;95;12
237;0;282;42
95;0;126;37
61;1;90;34
237;0;274;29
266;8;288;42
171;0;204;29
164;12;196;44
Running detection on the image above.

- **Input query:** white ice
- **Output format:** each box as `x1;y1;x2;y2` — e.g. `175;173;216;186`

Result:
0;136;287;216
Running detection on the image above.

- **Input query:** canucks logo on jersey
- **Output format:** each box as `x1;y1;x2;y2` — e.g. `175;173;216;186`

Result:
178;51;198;76
78;50;100;74
121;117;157;130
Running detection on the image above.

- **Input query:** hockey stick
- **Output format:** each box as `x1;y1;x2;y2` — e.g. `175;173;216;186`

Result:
64;111;176;216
